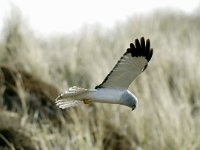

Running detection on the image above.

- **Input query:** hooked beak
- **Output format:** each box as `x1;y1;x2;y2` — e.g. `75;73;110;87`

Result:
132;104;136;111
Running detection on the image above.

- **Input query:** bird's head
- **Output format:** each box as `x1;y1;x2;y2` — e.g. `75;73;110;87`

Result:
120;90;138;110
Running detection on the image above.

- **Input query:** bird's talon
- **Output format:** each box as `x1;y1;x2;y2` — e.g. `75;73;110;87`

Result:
83;99;92;104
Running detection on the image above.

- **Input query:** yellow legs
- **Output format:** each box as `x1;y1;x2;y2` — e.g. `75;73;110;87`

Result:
83;99;92;104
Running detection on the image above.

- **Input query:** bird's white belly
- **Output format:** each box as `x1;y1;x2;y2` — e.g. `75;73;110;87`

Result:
84;88;125;104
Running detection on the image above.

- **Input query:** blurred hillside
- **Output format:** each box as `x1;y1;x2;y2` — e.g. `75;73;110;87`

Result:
0;8;200;150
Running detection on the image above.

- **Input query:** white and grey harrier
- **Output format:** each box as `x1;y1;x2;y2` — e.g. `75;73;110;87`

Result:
55;37;153;110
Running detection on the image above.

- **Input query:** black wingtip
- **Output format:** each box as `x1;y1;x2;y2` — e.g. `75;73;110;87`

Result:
140;37;145;50
126;37;153;62
147;48;153;62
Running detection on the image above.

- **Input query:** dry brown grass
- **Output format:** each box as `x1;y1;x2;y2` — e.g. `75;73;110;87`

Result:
0;7;200;150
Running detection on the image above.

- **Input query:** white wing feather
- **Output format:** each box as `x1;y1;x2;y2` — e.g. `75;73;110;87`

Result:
98;55;147;89
96;37;153;89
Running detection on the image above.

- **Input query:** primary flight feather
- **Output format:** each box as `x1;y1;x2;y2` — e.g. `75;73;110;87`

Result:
55;37;153;110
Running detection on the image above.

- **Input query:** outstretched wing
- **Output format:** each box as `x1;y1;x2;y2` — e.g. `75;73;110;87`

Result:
95;37;153;89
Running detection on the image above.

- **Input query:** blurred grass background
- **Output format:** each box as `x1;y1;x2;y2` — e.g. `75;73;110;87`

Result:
0;6;200;150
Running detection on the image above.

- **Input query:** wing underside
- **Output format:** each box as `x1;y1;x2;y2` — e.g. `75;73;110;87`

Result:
95;37;153;89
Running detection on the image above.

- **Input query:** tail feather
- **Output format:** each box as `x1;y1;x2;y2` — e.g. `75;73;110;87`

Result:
56;99;83;109
55;86;92;109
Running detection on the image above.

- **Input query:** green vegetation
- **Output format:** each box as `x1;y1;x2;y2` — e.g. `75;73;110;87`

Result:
0;8;200;150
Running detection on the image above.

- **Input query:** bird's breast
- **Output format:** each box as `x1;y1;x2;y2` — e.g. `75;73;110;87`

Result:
86;88;125;104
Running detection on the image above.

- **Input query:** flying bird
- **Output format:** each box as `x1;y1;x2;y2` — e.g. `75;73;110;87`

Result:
55;37;153;110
